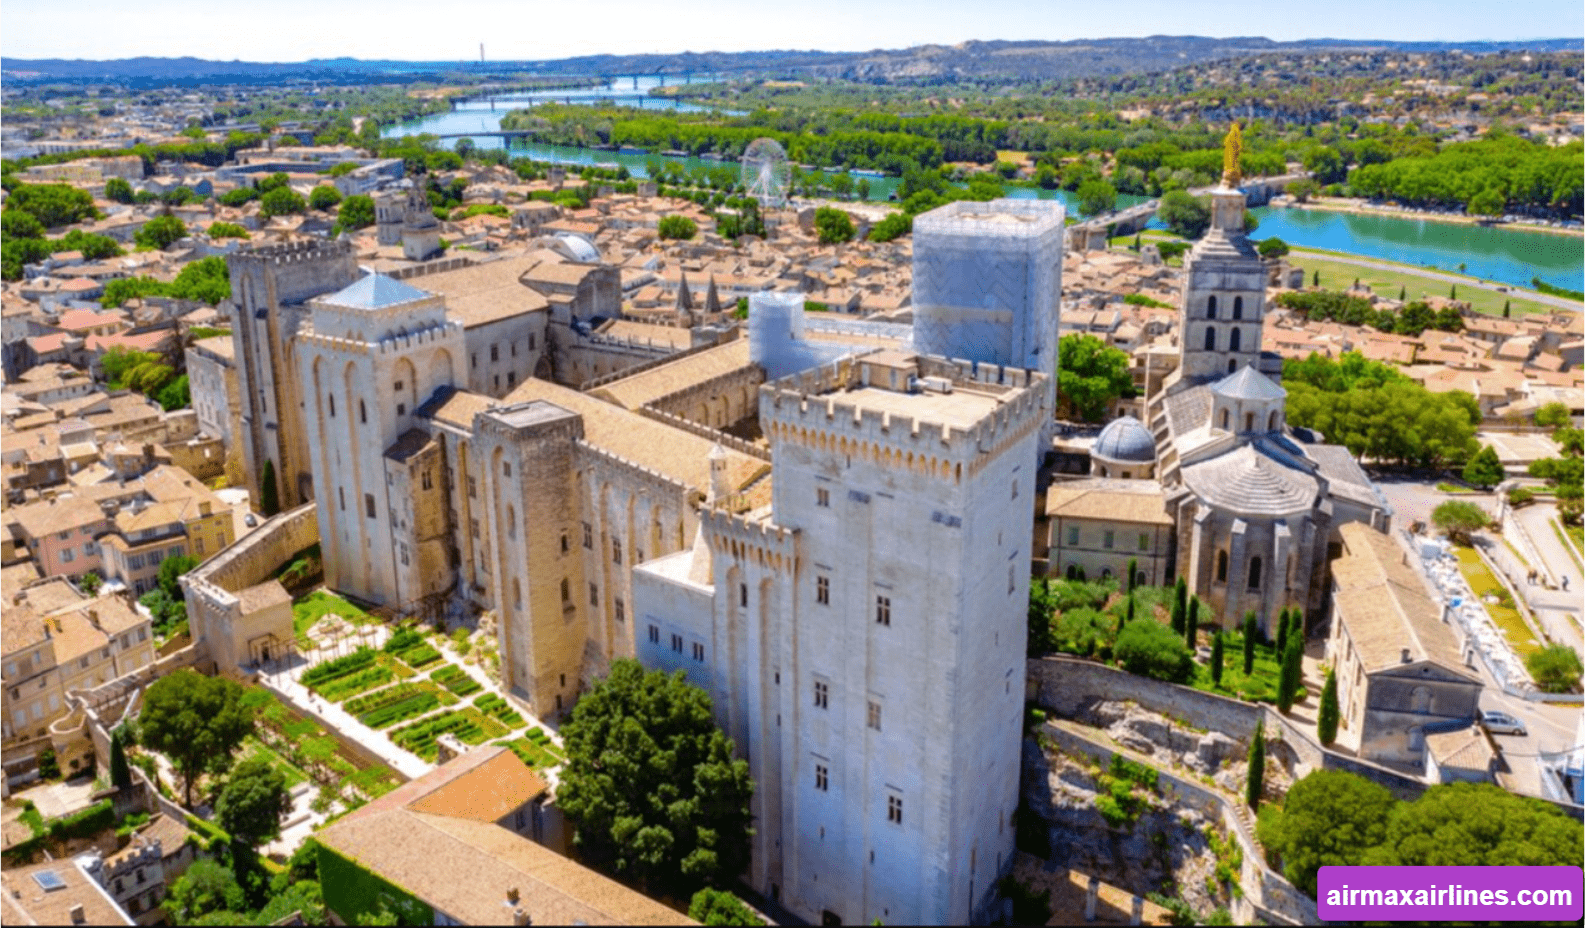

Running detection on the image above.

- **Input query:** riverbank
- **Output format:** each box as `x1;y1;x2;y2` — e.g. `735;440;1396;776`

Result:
1281;197;1584;239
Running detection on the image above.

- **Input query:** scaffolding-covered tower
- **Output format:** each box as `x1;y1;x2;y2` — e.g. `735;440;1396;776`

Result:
911;198;1065;383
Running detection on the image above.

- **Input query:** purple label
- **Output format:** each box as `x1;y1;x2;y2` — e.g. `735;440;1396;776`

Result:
1318;867;1583;921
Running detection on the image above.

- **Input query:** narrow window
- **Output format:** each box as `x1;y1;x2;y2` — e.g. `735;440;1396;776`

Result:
393;379;404;391
1248;556;1263;590
887;795;903;824
814;679;829;709
1244;412;1254;431
1206;295;1218;319
468;475;477;498
1138;533;1150;551
560;532;569;553
364;494;376;518
1011;479;1018;500
560;578;569;602
1232;296;1243;320
338;487;345;511
1103;530;1114;549
589;583;599;607
328;394;335;417
1219;409;1230;430
875;595;891;626
1229;327;1242;352
1204;327;1217;351
359;399;367;423
502;461;511;477
615;599;625;622
582;523;592;549
1216;549;1229;583
491;345;499;362
421;470;432;491
816;575;830;605
1066;525;1078;545
740;583;748;608
815;764;829;791
671;633;683;653
1269;411;1279;430
816;487;830;508
692;642;705;662
867;701;882;731
612;539;622;565
649;624;659;644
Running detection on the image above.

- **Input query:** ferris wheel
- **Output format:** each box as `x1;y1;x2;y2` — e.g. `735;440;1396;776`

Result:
741;137;790;208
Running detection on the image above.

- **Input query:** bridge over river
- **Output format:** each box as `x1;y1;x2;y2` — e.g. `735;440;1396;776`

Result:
1068;173;1310;247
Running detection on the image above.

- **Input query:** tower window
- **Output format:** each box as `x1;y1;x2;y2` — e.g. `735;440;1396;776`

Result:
692;642;705;662
740;583;749;607
817;487;830;508
817;575;830;605
1204;327;1217;351
364;494;376;518
875;595;891;626
560;578;569;602
867;701;882;731
1220;409;1230;430
1216;549;1229;583
815;764;829;791
887;795;903;824
615;599;625;622
328;394;335;417
1248;556;1263;590
583;523;592;549
491;345;499;362
612;539;622;565
359;399;367;423
502;462;511;477
1245;412;1255;431
1206;295;1218;319
671;633;683;653
814;679;829;709
1232;296;1244;320
649;624;659;644
589;583;599;607
1229;328;1242;352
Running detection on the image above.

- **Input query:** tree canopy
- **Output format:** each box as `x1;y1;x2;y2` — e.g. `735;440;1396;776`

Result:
1525;644;1582;694
1057;333;1134;422
138;669;254;806
308;185;343;211
216;757;291;848
688;888;763;926
5;183;98;228
164;858;246;925
1157;189;1211;238
1365;781;1583;866
813;206;856;244
657;214;698;240
1431;499;1490;545
259;186;306;219
1462;444;1505;489
337;194;376;230
557;659;754;894
135;214;188;250
1256;769;1397;896
1113;618;1193;684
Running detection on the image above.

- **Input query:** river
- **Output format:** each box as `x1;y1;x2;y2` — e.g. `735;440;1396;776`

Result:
385;78;1584;294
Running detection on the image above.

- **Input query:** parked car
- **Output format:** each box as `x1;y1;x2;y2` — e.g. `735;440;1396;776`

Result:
1480;709;1528;736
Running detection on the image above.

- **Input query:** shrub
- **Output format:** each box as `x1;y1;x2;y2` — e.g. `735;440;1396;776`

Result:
1114;620;1194;684
313;666;393;702
432;664;481;697
1526;645;1583;694
300;647;377;687
657;215;697;239
396;645;441;669
360;692;440;729
383;627;425;654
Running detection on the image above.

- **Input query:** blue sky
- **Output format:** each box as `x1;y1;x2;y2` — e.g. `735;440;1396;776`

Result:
2;0;1581;61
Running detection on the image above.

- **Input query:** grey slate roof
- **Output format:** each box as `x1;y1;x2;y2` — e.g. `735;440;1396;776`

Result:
322;272;432;310
1211;365;1287;402
1180;444;1318;516
1093;415;1156;463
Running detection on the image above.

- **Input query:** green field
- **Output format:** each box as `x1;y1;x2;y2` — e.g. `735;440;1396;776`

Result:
1453;545;1541;657
292;590;376;646
1284;250;1557;318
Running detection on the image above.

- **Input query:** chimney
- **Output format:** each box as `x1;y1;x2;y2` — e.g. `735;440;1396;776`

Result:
1401;647;1411;664
87;609;101;629
69;903;86;924
513;907;531;926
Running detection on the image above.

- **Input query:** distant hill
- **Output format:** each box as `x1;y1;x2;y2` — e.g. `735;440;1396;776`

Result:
4;36;1580;84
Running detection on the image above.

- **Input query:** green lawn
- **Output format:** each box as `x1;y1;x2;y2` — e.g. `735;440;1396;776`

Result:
1285;250;1556;317
1188;632;1296;704
1453;545;1541;657
239;735;308;789
495;728;568;772
292;590;376;646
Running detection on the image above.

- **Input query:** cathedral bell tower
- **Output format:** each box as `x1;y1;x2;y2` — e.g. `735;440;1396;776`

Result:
1169;123;1278;387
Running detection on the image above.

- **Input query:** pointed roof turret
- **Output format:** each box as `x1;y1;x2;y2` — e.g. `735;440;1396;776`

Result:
675;271;694;313
704;274;722;315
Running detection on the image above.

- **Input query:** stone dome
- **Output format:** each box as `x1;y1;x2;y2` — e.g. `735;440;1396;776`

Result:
1093;415;1155;463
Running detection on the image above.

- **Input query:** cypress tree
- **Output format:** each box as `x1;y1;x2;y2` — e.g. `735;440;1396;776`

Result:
1318;668;1339;746
1185;597;1199;648
1275;606;1289;658
1278;638;1303;713
259;458;280;517
1171;578;1187;634
1398;285;1406;301
1211;632;1225;687
1125;594;1136;628
1246;721;1265;810
1312;269;1320;287
1450;284;1457;299
1127;558;1139;593
109;726;131;791
1242;612;1258;675
1171;594;1185;636
1502;300;1511;319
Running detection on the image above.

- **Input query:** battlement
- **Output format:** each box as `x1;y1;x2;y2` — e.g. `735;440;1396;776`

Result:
575;439;691;497
760;354;1049;466
702;506;797;572
230;238;353;267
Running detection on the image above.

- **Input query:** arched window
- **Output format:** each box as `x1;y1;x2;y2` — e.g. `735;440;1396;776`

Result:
1232;296;1243;320
1101;568;1113;580
359;399;367;424
1207;295;1218;319
1268;411;1279;430
1245;412;1255;431
1204;327;1217;351
1066;564;1078;580
1136;570;1149;588
328;394;335;417
1229;328;1242;352
1216;550;1229;582
1219;409;1230;430
1248;556;1263;590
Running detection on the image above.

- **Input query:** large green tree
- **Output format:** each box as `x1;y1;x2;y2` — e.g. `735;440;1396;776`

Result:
1114;619;1193;684
1075;178;1118;217
1525;644;1583;694
216;757;291;848
1431;499;1490;545
1256;769;1397;897
259;186;306;219
1365;781;1583;867
337;194;376;230
138;669;254;806
135;214;188;250
1157;189;1211;238
557;659;754;894
813;206;855;244
688;888;763;926
164;858;246;924
6;183;97;227
1057;334;1133;422
1461;444;1505;489
308;185;343;211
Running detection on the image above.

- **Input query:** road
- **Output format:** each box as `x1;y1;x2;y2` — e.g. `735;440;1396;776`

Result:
1291;250;1584;313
